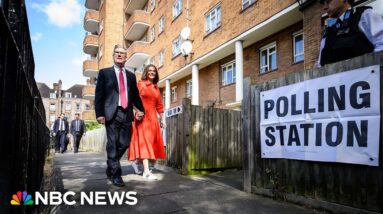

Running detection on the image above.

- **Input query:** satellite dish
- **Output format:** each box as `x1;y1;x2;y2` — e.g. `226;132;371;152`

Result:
181;40;193;56
180;27;191;40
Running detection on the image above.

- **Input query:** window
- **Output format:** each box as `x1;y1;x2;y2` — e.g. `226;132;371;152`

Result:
222;61;236;86
159;50;164;67
150;0;156;11
150;25;156;42
159;16;164;34
65;103;71;111
205;4;221;34
76;103;80;111
50;93;56;99
50;103;56;111
150;56;156;66
50;115;56;123
65;92;72;98
186;80;192;97
85;104;90;110
260;42;277;73
293;31;304;63
171;86;177;102
242;0;256;9
172;35;183;57
172;0;182;19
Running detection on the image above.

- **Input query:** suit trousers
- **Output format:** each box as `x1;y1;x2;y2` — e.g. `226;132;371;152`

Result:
56;131;66;152
73;132;82;153
105;108;132;178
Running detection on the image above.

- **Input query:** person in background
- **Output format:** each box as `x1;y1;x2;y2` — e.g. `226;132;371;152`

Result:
70;113;86;153
52;113;69;153
317;0;383;67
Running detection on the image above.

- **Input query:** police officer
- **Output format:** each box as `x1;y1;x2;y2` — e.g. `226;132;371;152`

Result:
317;0;383;67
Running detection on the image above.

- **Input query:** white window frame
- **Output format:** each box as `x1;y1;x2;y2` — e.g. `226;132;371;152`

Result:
205;4;221;34
49;93;56;99
172;0;182;19
65;103;71;111
293;30;304;63
172;35;183;57
49;115;56;122
50;103;56;111
150;25;156;42
259;42;277;74
159;50;164;67
76;103;81;111
221;61;236;86
65;92;72;98
242;0;256;9
186;79;192;97
150;56;156;66
159;16;164;34
171;86;177;102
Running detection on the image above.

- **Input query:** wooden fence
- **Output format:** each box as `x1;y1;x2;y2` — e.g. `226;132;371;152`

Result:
160;99;242;175
242;52;383;213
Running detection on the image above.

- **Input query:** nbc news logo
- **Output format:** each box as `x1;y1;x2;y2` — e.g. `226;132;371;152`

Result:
10;191;34;205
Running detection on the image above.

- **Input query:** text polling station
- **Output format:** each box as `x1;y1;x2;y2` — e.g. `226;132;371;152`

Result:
260;65;380;166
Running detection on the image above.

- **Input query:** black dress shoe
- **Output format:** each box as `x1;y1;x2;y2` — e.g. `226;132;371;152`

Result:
112;177;125;187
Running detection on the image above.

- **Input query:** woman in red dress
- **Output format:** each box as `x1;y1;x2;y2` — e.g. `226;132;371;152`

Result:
128;64;166;180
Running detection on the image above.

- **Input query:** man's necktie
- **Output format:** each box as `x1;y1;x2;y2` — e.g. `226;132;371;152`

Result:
119;68;128;109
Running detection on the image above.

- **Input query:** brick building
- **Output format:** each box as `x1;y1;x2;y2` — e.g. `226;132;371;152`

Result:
83;0;382;110
37;80;93;128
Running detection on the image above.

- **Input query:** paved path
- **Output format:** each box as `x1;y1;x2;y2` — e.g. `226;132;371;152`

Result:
52;152;316;214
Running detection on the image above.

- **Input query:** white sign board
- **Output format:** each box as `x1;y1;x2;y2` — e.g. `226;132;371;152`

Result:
260;65;380;166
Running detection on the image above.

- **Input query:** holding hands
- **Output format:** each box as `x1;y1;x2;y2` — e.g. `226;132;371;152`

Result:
135;111;145;121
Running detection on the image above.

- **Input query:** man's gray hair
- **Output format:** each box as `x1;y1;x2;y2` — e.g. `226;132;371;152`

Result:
113;44;127;53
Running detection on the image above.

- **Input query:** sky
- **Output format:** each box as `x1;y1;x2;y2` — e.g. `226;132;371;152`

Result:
26;0;87;90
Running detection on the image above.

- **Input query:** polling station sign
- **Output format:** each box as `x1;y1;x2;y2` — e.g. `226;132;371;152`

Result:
260;65;381;166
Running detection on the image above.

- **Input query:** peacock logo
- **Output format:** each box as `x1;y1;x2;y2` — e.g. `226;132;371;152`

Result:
10;191;34;205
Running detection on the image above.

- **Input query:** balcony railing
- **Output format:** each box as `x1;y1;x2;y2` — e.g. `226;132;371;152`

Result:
124;0;148;15
83;59;98;78
125;41;150;68
82;110;96;121
82;85;96;100
83;34;99;55
84;10;99;33
124;10;149;41
85;0;100;10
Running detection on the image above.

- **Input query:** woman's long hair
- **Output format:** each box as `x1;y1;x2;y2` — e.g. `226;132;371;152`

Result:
141;64;159;84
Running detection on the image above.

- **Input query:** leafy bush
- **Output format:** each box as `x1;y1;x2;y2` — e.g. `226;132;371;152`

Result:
85;121;102;131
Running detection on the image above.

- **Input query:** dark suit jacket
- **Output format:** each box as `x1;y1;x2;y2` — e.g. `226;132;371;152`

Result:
95;66;144;122
53;118;69;134
70;119;86;135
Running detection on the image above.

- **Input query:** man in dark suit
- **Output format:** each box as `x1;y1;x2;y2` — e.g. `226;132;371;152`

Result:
95;44;145;187
70;113;86;153
53;113;69;153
